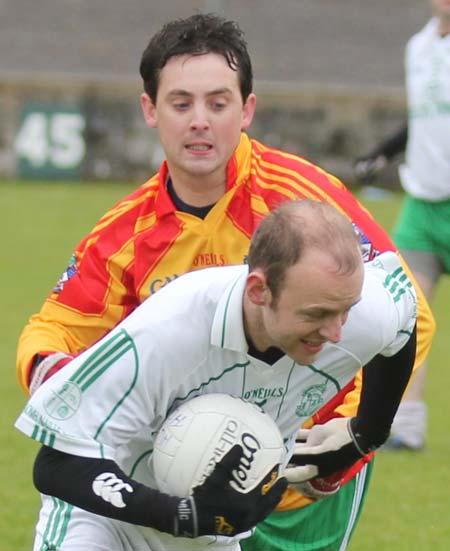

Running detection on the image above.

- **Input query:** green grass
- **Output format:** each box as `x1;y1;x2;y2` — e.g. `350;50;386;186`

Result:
1;181;449;550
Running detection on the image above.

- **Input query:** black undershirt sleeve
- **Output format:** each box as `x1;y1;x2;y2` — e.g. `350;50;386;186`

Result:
369;123;408;161
33;446;178;534
352;324;417;448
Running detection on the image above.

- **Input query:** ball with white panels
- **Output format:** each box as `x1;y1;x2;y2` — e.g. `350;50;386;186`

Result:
151;393;284;497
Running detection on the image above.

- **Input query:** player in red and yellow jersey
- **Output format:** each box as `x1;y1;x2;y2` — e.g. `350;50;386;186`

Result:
16;13;434;551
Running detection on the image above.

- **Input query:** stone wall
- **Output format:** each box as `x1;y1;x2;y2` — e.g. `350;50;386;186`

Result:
1;77;405;187
1;0;427;187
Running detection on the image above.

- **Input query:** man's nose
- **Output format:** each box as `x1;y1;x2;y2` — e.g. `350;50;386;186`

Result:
318;315;344;344
190;105;210;130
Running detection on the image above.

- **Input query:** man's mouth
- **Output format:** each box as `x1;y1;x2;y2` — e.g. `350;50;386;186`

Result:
301;339;325;353
185;144;212;151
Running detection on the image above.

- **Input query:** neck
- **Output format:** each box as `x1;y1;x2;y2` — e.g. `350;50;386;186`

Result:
438;15;450;36
167;168;227;208
243;296;271;353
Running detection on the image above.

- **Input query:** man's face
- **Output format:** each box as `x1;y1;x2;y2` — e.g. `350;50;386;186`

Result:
254;249;364;365
141;53;256;186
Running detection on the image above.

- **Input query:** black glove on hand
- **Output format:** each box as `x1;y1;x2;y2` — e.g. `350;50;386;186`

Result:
285;417;385;482
173;445;287;538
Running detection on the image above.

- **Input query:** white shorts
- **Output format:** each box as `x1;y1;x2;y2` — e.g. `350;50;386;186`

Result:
33;494;242;551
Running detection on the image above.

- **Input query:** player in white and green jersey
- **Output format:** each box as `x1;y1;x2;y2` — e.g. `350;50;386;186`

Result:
15;200;417;551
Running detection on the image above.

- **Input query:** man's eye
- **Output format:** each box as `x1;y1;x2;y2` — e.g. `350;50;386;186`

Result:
301;312;325;321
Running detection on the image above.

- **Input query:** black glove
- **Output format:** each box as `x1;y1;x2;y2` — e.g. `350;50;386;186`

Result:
285;417;384;481
173;445;287;537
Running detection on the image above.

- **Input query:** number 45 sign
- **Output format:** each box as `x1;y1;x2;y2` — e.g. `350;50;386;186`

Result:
15;104;86;179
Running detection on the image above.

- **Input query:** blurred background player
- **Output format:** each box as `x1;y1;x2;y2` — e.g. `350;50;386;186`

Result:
354;0;450;451
16;12;434;551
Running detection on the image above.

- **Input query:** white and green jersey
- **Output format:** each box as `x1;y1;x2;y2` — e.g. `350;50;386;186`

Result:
400;17;450;201
15;251;416;548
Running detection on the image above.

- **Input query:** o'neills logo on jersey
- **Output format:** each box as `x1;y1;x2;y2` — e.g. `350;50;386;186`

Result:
243;387;284;403
230;432;262;491
193;252;226;267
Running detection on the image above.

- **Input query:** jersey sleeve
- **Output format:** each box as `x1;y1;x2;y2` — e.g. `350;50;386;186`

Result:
366;251;418;357
16;184;155;393
15;325;159;460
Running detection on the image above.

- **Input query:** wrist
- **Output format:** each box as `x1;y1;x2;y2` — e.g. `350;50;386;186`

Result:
350;417;389;454
174;497;198;538
29;352;74;395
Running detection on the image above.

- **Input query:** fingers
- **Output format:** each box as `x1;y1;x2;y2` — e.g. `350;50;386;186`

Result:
296;428;309;442
217;444;244;471
284;464;318;483
292;442;330;458
251;476;288;524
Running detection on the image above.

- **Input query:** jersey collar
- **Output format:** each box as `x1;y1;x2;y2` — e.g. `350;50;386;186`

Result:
153;132;253;218
211;266;249;352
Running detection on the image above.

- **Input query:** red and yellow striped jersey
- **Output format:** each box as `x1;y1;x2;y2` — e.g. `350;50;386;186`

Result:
16;133;434;508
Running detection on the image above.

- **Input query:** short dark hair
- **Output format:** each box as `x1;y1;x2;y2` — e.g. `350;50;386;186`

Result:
139;13;253;103
248;200;362;303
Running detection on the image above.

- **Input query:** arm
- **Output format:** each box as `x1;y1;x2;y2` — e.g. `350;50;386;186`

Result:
34;445;287;537
286;326;416;481
16;197;143;394
354;123;408;181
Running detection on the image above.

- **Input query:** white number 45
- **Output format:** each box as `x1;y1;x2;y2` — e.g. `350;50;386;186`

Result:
15;111;86;169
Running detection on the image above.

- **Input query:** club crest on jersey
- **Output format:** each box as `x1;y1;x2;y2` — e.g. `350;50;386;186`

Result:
43;381;81;420
352;223;379;261
295;382;327;417
53;253;78;294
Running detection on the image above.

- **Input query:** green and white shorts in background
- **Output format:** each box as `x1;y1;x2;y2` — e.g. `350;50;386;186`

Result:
393;195;450;275
240;461;373;551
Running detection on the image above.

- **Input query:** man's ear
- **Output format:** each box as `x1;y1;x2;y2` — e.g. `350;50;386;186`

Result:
246;270;271;306
241;93;256;130
141;93;158;128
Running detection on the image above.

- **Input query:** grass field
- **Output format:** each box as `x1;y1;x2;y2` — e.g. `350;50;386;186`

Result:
2;180;449;550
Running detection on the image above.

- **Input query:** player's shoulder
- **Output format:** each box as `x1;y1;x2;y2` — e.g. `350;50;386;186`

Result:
364;250;409;284
341;252;416;352
78;176;160;251
407;18;437;53
124;265;247;357
362;251;417;314
95;176;160;225
140;265;247;314
248;137;345;194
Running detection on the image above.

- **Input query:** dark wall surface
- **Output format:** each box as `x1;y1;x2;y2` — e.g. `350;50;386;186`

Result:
0;0;429;88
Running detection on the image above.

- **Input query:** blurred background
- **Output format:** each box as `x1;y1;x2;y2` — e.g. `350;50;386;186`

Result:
0;0;429;186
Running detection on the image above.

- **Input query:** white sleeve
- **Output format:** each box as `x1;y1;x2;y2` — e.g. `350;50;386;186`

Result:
14;326;159;460
366;251;417;357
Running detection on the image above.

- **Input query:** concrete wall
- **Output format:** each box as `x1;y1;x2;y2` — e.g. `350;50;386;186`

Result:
0;77;406;187
1;0;428;186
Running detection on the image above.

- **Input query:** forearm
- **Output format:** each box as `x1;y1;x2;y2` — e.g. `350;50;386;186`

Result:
33;445;287;538
367;124;408;161
34;446;178;533
355;324;417;447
